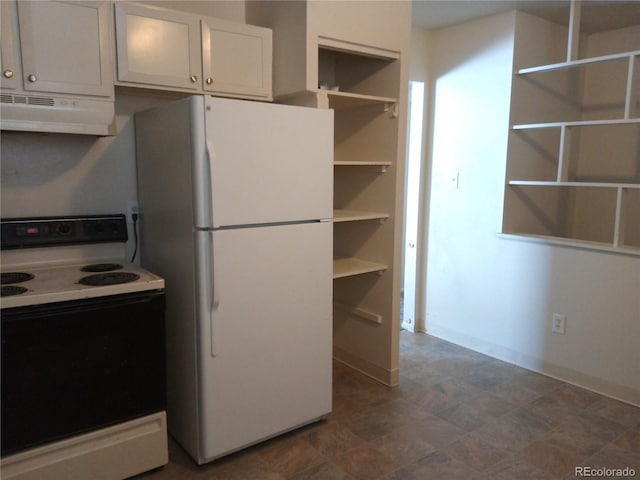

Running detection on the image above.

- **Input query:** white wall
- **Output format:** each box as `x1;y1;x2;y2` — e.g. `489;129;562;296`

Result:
414;11;640;405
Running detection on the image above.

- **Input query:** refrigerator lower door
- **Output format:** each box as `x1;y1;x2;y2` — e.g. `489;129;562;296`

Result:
194;221;332;463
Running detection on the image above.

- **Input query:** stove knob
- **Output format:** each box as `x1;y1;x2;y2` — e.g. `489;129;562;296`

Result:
57;223;72;235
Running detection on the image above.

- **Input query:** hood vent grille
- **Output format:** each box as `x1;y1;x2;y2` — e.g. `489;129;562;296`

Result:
1;94;54;107
28;96;55;107
1;92;115;136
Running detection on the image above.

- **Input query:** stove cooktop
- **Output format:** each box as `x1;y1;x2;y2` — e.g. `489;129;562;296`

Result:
0;215;165;309
0;261;164;309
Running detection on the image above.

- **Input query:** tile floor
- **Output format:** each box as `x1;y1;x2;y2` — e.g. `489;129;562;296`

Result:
135;332;640;480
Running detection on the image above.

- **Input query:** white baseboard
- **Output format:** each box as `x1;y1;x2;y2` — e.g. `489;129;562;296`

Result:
424;325;640;407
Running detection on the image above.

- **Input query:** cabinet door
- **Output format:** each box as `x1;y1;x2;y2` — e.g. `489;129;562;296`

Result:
201;17;272;99
114;3;201;91
16;1;113;97
1;1;20;90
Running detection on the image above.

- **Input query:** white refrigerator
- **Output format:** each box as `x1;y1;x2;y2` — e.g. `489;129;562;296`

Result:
134;96;333;464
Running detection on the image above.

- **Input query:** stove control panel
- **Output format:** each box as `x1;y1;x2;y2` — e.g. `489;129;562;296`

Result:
1;215;128;249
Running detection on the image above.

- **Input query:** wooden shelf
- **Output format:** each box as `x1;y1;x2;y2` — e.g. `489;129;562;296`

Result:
318;36;400;61
517;50;640;75
508;181;640;189
320;90;396;110
333;257;388;279
333;209;390;222
513;118;640;130
499;233;640;257
334;160;392;167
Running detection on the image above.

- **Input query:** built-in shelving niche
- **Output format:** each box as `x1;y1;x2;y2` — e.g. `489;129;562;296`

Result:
314;33;404;383
325;40;399;281
317;40;399;100
513;52;640;126
503;3;640;256
508;123;640;184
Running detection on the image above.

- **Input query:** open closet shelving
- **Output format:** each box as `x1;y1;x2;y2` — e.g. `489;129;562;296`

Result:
317;40;400;285
503;1;640;255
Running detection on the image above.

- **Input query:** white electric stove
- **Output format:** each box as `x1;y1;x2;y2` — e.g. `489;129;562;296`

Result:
0;215;168;480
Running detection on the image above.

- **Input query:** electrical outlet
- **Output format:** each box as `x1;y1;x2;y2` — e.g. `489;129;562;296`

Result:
552;313;566;335
126;201;139;224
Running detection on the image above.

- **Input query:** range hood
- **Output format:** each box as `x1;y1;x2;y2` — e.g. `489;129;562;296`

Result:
0;92;115;136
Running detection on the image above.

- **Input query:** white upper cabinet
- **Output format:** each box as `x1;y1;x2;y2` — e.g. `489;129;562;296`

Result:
15;0;113;97
114;2;201;91
201;17;272;100
114;3;273;100
1;1;20;90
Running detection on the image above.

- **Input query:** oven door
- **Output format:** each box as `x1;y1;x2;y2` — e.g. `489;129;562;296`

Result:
1;290;166;456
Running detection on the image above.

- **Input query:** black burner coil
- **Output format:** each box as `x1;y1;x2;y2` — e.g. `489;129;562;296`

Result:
1;273;34;285
78;272;140;286
80;263;123;273
1;285;28;297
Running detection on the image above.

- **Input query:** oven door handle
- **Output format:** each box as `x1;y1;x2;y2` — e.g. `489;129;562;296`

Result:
209;230;219;357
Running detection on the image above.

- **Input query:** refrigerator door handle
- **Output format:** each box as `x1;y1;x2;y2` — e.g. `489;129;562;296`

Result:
205;140;216;228
209;231;220;357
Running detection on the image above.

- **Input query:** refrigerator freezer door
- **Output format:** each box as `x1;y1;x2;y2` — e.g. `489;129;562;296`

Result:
203;96;333;228
194;222;332;463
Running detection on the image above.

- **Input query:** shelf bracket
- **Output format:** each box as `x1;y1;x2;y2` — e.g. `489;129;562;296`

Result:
334;301;382;325
384;102;398;118
380;165;388;173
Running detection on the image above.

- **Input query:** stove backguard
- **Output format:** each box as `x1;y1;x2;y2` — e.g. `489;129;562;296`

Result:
1;215;127;249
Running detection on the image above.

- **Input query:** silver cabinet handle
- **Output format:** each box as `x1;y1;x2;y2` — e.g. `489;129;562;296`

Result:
206;77;213;85
27;74;37;82
190;75;198;83
3;70;13;79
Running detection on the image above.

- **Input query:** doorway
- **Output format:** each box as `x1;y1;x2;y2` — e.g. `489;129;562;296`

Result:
402;80;425;332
